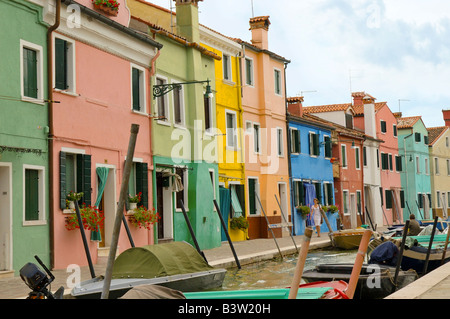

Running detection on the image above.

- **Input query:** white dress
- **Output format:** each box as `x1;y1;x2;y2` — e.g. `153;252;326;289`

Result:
311;205;322;227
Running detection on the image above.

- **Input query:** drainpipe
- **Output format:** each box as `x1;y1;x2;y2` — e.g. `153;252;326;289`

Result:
403;133;413;219
47;0;61;270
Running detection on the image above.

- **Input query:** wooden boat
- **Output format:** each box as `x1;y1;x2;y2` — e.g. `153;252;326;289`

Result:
302;263;418;299
368;235;450;275
331;229;367;250
298;280;349;299
71;242;226;299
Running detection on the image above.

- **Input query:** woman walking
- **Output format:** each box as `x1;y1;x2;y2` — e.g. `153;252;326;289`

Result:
310;198;323;237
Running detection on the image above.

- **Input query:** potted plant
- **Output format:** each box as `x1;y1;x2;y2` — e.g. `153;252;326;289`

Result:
92;0;120;16
128;192;142;211
325;205;339;213
230;216;249;232
66;191;83;209
65;204;104;231
296;205;310;217
128;206;159;230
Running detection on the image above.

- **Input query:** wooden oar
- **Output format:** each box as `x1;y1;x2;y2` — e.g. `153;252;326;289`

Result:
288;227;313;299
346;229;372;299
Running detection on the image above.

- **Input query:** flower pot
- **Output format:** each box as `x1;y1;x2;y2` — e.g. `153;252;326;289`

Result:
68;201;75;209
93;3;118;16
129;203;137;211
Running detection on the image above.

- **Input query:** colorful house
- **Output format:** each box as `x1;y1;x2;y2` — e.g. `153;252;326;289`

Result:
303;103;366;229
128;0;222;250
286;97;337;235
49;0;162;269
0;0;50;275
199;25;247;242
237;16;291;239
427;113;450;218
397;114;432;221
353;93;403;226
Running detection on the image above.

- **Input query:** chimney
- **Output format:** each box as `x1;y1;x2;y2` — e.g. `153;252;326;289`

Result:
287;97;304;117
249;16;270;50
352;92;375;107
393;112;402;118
173;0;203;42
443;109;450;126
363;94;377;138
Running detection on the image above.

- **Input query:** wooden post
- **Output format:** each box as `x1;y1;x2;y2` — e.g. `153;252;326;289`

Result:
423;216;438;275
392;220;410;293
101;124;139;299
346;229;372;299
288;227;313;299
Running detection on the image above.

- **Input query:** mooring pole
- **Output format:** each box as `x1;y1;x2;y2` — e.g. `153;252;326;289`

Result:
74;200;96;279
392;220;410;293
213;199;241;269
179;199;207;262
275;194;298;252
122;215;135;248
256;193;283;260
101;124;139;299
423;216;439;275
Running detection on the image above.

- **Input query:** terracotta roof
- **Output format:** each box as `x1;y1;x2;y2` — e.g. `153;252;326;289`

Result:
427;126;448;146
302;114;366;139
302;103;353;114
352;102;387;116
397;116;422;129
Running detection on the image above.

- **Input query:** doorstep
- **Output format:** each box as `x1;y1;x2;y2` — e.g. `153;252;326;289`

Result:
0;270;14;279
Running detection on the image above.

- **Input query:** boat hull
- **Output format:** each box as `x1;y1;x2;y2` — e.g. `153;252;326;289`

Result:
302;263;418;299
71;268;227;299
332;229;366;250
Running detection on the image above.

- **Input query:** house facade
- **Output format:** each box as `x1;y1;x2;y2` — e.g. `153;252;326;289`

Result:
47;0;162;269
397;115;432;221
238;16;291;239
200;25;247;242
427;122;450;218
129;0;222;250
0;0;50;274
287;98;336;235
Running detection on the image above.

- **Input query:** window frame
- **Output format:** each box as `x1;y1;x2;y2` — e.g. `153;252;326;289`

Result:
131;64;147;114
276;127;284;157
23;165;46;226
341;144;347;169
20;39;44;104
245;57;254;87
225;109;238;150
222;53;232;82
274;68;282;96
53;34;76;95
171;80;186;127
155;75;170;125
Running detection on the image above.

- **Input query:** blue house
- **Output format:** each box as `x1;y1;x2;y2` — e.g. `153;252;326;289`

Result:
287;98;338;235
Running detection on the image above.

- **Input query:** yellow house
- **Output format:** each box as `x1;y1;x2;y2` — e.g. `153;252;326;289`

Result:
200;26;247;241
428;125;450;218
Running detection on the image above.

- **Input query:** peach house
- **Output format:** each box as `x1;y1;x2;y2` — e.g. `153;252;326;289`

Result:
48;0;162;269
236;16;291;239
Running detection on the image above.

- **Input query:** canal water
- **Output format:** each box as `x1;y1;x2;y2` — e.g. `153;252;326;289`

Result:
219;248;358;291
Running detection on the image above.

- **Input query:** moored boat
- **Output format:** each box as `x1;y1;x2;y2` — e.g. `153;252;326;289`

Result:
331;229;367;250
71;241;226;299
302;263;418;299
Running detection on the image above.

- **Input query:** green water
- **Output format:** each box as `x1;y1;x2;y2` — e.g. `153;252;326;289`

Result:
219;249;358;291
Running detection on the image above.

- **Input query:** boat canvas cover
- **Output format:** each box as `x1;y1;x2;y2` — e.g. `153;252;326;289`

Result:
112;242;214;279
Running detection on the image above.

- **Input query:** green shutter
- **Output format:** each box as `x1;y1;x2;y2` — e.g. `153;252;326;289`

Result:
77;154;91;206
60;152;67;209
400;190;405;208
385;190;392;209
55;38;67;90
314;183;322;203
248;179;256;215
324;136;332;157
298;181;304;206
23;48;38;98
136;162;148;208
25;169;39;221
132;68;140;111
314;134;320;156
327;183;333;205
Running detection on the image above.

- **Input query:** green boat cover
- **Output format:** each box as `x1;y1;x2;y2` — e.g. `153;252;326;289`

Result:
112;241;214;279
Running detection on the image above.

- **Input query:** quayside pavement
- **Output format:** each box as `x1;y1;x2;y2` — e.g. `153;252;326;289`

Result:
2;229;450;299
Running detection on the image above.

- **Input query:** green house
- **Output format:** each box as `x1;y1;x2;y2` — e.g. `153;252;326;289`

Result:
0;0;50;274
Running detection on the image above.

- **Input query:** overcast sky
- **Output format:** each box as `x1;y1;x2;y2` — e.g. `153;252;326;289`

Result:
146;0;450;128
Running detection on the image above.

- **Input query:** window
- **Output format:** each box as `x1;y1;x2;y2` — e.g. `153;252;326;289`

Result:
131;65;146;113
172;84;185;126
204;94;213;132
415;132;421;142
376;149;380;168
435;157;439;175
293;180;304;207
343;190;349;215
277;128;284;156
323;183;334;206
437;191;441;208
424;135;429;145
309;132;319;156
156;77;169;122
385;189;393;209
447;159;450;175
341;144;347;168
400;190;405;208
245;58;254;86
389;154;393;171
54;36;75;93
226;111;237;149
355;147;360;170
395;155;403;172
381;153;389;170
417;193;423;209
223;54;231;81
127;161;149;209
425;158;429;175
289;128;300;154
314;182;322;203
24;166;46;225
21;40;43;101
446;137;449;148
253;123;261;153
345;113;353;129
416;156;420;174
380;120;387;133
356;190;362;214
175;167;188;211
393;124;397;137
363;146;367;166
274;69;281;95
324;136;332;158
59;151;91;209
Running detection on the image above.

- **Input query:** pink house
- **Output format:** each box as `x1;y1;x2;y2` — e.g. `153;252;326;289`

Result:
353;93;403;225
49;0;162;269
